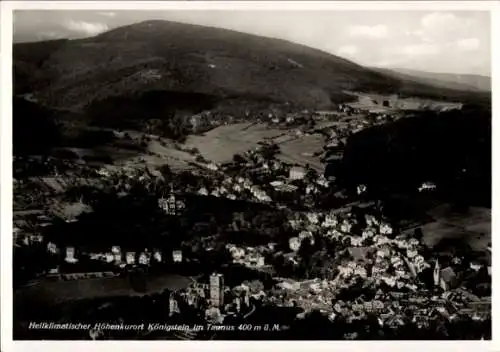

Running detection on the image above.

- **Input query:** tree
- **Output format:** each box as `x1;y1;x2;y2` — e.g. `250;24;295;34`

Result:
233;154;246;164
195;155;206;163
309;250;336;280
159;164;172;177
414;228;423;242
246;280;264;294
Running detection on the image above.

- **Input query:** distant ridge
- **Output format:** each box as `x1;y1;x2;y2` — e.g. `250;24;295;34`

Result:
371;67;491;93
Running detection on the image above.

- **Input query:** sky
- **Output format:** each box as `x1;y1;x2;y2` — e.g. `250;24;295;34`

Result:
13;10;491;76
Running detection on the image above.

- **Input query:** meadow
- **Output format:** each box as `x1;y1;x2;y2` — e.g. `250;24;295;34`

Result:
15;274;192;307
183;123;286;163
276;133;326;171
422;205;491;253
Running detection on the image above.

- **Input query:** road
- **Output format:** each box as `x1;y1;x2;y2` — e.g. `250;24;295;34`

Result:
243;303;256;319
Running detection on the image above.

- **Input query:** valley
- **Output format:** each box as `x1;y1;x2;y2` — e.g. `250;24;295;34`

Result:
11;18;492;341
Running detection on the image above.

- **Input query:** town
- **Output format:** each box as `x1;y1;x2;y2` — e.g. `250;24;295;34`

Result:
13;101;491;340
8;8;493;343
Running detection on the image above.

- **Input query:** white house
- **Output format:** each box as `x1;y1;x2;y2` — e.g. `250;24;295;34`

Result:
357;184;367;195
105;253;115;263
380;223;393;235
173;250;183;263
126;252;136;265
96;168;110;177
299;230;313;241
340;220;352;233
361;230;375;240
198;187;209;196
289;237;301;252
316;177;329;187
289;166;306;180
326;229;342;240
305;185;316;195
322;214;338;228
139;252;150;265
418;182;437;192
153;251;162;263
365;215;379;227
207;163;219;171
306;213;319;224
229;247;245;260
469;261;482;272
270;180;284;188
65;246;78;263
47;242;58;254
406;248;418;259
349;236;363;247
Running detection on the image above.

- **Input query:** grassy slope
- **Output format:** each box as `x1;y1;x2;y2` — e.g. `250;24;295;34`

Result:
385;67;490;92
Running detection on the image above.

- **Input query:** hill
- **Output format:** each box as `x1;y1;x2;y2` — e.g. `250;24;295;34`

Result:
14;39;69;94
336;105;491;208
13;97;63;155
14;20;490;117
371;67;491;93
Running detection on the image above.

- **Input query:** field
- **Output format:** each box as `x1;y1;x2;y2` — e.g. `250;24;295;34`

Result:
315;120;348;130
15;274;192;307
346;92;463;112
30;176;104;193
183;123;286;163
276;133;326;171
61;128;200;172
121;140;197;172
25;121;330;176
56;146;138;161
422;205;491;255
181;122;328;171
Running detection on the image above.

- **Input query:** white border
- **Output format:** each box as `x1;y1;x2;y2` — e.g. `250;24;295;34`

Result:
1;1;498;352
2;1;498;11
492;4;499;352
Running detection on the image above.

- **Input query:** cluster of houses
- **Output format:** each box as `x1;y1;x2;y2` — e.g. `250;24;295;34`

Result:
42;240;186;277
226;243;272;270
194;144;335;208
196;174;272;203
13;210;51;247
315;106;400;169
258;199;491;327
158;194;186;215
166;273;258;330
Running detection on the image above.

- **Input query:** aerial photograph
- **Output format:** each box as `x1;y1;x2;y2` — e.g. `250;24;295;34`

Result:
10;7;491;341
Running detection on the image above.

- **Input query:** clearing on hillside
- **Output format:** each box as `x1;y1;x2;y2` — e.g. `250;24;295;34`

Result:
276;133;325;171
422;205;491;255
183;123;286;163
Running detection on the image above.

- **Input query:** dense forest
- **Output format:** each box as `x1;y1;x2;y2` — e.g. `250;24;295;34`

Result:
13;97;63;155
336;105;491;207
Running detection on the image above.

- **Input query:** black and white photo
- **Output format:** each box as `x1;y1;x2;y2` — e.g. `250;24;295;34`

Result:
1;1;496;347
